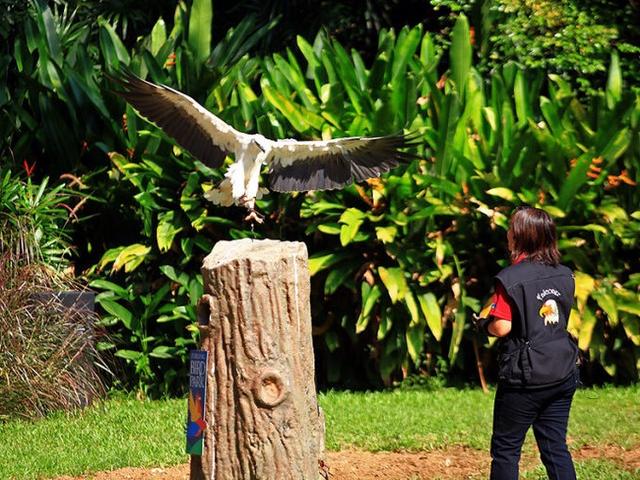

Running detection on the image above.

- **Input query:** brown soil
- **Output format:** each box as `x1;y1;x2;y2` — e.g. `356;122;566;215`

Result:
574;444;640;472
55;444;640;480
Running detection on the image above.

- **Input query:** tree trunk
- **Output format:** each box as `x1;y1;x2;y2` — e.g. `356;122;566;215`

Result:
191;239;325;480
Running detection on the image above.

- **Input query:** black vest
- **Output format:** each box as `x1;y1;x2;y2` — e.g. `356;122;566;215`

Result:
495;261;578;388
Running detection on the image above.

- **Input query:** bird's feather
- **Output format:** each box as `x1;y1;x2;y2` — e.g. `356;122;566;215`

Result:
109;72;251;168
268;134;419;192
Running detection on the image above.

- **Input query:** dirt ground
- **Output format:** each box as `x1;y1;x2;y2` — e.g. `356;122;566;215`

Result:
56;444;640;480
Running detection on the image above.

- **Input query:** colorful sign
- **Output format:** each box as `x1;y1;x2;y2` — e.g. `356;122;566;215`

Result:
186;350;208;455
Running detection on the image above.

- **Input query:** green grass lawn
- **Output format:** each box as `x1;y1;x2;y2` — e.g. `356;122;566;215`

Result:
0;385;638;479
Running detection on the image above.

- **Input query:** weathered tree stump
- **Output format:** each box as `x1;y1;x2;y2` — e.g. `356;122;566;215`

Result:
190;238;325;480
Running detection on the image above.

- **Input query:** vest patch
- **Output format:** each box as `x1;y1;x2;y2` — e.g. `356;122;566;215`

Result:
539;299;559;326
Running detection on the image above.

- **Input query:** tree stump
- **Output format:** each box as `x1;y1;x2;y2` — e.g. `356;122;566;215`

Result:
190;238;325;480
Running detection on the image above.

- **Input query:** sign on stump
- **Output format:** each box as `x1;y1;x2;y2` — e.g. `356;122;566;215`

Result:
186;350;208;456
190;239;325;480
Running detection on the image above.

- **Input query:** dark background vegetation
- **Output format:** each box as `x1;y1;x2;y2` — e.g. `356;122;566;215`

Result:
1;0;639;399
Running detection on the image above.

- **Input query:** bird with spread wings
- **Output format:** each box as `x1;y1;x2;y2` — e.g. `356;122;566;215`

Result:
110;72;419;223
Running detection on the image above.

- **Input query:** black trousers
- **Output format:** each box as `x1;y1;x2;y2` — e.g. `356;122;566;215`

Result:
490;369;579;480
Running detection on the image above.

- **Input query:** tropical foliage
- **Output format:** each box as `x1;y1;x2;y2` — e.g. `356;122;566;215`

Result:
0;169;77;270
1;0;638;395
432;0;640;94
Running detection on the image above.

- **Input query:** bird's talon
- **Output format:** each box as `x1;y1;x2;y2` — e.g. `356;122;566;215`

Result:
244;210;264;224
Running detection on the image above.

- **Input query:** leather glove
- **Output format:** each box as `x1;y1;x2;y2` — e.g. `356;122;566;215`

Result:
472;313;493;335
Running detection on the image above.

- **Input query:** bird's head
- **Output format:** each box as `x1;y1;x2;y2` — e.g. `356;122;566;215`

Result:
538;302;556;317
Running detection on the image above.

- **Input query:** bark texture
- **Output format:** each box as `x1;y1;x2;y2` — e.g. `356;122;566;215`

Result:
191;238;325;480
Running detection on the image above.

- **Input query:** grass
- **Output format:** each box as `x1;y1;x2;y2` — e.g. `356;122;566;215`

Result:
322;387;493;451
523;460;640;480
0;385;638;479
0;397;185;478
323;384;640;451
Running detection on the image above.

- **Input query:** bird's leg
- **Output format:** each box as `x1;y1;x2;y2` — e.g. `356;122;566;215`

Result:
239;153;267;225
240;196;264;224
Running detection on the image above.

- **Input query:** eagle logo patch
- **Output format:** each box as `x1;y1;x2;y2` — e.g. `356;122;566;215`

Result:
539;299;560;326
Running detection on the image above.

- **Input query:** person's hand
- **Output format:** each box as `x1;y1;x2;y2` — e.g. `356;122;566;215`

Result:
472;313;492;335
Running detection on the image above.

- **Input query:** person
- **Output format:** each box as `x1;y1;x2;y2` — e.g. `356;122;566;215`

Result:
476;206;580;480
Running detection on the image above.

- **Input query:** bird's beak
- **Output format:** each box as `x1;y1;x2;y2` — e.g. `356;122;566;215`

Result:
539;305;552;317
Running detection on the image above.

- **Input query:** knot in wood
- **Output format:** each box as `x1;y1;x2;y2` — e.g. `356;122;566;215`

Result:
253;369;288;408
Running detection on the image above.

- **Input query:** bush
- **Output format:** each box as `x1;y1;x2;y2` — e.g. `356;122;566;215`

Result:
0;169;108;419
0;170;75;271
0;266;107;420
432;0;640;94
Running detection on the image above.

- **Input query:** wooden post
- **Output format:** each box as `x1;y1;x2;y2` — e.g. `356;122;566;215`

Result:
190;239;325;480
472;336;489;394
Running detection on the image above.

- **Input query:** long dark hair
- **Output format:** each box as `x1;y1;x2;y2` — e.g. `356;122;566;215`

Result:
508;206;560;266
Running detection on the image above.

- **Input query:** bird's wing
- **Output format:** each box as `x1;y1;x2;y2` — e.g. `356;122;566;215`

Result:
110;72;251;168
267;133;419;192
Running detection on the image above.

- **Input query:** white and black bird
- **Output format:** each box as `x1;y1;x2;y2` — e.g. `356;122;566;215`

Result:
110;72;418;222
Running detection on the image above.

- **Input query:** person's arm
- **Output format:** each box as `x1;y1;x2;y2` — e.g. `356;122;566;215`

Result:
486;281;513;337
487;318;512;337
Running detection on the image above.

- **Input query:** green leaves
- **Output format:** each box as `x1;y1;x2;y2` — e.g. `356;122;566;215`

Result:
356;283;382;334
98;18;130;69
98;298;134;329
378;267;408;304
188;0;212;66
32;0;61;62
514;70;532;127
0;171;74;268
308;252;350;276
110;244;151;273
606;51;622;109
578;308;597;351
557;152;592;211
486;187;515;202
156;211;184;252
339;208;366;246
150;18;167;56
406;321;425;365
375;226;397;244
418;293;443;341
450;14;471;98
262;84;322;133
592;289;618;327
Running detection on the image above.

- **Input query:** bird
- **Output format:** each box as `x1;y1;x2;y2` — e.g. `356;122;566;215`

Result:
109;71;419;223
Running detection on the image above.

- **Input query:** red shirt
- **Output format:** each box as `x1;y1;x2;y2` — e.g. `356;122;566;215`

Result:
489;254;527;321
490;281;512;320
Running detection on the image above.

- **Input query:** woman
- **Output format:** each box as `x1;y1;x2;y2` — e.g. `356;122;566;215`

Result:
478;206;579;480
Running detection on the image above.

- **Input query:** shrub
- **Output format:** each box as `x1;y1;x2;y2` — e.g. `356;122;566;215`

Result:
0;169;108;419
432;0;640;94
0;266;107;420
0;170;75;271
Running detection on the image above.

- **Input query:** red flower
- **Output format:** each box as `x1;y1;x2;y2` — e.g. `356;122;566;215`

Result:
165;52;177;68
22;159;36;177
